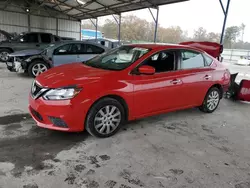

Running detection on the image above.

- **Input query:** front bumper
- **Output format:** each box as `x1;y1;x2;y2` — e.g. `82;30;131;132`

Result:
29;95;90;132
6;61;15;72
6;59;25;73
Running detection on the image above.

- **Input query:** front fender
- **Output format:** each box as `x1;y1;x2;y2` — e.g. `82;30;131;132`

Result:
74;78;134;120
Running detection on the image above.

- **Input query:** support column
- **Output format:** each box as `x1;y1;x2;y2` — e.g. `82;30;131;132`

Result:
90;18;98;41
112;14;122;44
28;14;31;32
95;18;98;41
148;6;159;43
219;0;231;44
118;14;121;44
56;18;59;36
79;20;82;40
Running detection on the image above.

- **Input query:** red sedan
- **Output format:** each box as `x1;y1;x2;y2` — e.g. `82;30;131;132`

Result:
29;43;230;138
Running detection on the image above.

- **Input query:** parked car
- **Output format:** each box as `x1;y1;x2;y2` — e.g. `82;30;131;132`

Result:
86;38;121;49
0;29;14;42
0;32;61;62
29;43;230;138
7;41;108;77
6;48;47;72
60;37;76;41
235;56;250;66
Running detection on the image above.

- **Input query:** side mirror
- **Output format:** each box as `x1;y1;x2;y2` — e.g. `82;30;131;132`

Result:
138;65;155;75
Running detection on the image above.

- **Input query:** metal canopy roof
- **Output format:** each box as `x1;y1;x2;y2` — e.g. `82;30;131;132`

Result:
38;0;189;20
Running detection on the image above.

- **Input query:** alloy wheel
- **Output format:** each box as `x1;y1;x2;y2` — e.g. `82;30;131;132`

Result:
207;91;220;111
94;105;121;135
32;63;47;76
0;52;9;61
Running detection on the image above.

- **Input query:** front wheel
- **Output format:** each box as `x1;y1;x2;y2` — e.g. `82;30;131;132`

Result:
199;87;221;113
85;98;125;138
28;60;49;78
0;49;12;62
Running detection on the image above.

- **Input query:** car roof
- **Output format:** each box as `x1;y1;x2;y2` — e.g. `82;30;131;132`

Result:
48;40;109;50
127;43;204;53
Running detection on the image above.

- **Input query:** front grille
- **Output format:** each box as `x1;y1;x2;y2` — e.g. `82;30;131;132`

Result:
31;81;48;99
31;108;43;121
48;116;68;128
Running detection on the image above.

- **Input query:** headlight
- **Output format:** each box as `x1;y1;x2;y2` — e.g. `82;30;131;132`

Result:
43;87;81;100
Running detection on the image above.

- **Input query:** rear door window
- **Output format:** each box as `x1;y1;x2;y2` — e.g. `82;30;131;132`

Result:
40;34;51;43
180;50;205;69
54;36;60;42
85;44;105;54
21;33;39;43
69;43;81;54
204;54;214;66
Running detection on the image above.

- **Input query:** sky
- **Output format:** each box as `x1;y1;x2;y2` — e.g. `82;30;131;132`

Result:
93;0;250;42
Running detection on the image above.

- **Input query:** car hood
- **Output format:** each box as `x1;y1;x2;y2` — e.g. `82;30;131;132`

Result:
9;49;43;57
0;30;13;41
36;63;112;88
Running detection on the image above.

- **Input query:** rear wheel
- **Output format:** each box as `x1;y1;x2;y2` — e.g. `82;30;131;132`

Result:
0;49;12;62
28;60;49;78
199;87;221;113
85;98;125;138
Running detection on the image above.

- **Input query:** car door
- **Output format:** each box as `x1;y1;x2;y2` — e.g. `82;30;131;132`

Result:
52;43;78;67
132;50;186;117
175;49;214;107
39;33;52;49
14;33;40;51
76;43;105;62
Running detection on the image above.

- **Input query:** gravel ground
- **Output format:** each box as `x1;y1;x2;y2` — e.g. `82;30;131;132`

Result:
0;62;250;188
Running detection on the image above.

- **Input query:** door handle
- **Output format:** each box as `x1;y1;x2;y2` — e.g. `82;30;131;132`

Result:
204;75;212;80
171;79;182;85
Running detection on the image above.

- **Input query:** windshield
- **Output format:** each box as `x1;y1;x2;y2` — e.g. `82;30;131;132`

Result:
84;46;150;70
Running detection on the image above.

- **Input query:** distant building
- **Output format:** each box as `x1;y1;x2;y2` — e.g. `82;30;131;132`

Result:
81;29;103;40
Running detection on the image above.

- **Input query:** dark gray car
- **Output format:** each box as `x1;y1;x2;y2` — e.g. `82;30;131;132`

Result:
0;32;61;62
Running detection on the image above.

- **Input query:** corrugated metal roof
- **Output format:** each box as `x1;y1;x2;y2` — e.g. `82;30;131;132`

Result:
0;0;189;20
43;0;188;19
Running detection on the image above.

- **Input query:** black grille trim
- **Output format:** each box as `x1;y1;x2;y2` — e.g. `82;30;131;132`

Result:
31;108;43;121
48;116;68;128
31;81;48;99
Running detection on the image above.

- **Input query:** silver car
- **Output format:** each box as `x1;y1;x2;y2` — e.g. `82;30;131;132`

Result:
6;41;108;77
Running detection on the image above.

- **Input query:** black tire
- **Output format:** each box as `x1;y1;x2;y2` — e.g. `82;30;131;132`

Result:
0;49;12;62
28;60;49;78
85;97;126;138
199;87;221;113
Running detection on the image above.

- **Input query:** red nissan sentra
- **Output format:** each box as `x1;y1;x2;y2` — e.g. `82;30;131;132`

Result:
29;43;230;138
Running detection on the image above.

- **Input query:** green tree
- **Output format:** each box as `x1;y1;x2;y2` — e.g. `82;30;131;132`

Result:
224;26;241;48
193;27;207;41
207;32;220;42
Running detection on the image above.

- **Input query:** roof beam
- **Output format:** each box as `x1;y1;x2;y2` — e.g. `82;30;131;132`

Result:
78;0;150;17
42;0;95;19
94;0;119;14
